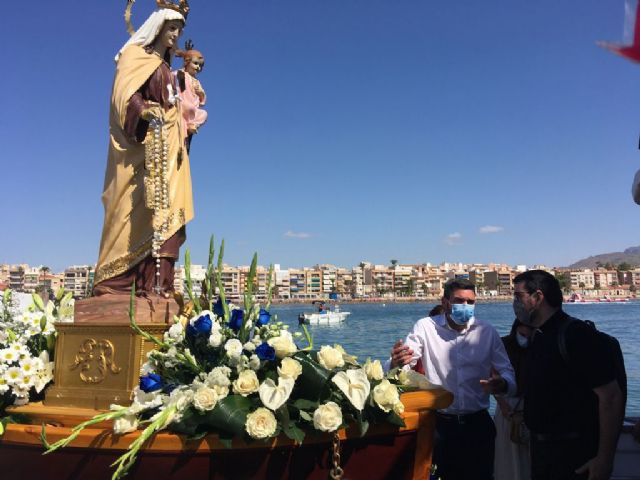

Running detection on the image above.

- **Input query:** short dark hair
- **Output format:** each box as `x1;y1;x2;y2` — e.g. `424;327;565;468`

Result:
513;270;563;308
443;279;476;299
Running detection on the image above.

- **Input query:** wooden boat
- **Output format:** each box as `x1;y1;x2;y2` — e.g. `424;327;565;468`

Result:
612;417;640;480
0;389;453;480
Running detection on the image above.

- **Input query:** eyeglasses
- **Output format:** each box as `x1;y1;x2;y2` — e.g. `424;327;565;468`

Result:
513;290;537;299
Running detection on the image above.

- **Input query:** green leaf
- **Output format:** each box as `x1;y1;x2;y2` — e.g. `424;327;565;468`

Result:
32;293;45;311
62;291;74;305
385;411;406;428
266;264;274;311
216;239;230;321
40;423;49;448
293;399;320;411
293;352;331;401
357;411;370;437
202;395;251;437
283;422;305;444
299;410;312;422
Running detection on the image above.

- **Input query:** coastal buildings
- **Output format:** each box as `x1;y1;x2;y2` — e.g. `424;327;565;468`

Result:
1;261;638;301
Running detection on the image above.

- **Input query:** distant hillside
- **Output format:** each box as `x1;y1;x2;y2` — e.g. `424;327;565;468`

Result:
569;246;640;269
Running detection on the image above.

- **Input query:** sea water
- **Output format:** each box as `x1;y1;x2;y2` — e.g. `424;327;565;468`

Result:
271;301;640;416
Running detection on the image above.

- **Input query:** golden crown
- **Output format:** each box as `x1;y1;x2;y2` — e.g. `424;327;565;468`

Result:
156;0;190;18
125;0;190;37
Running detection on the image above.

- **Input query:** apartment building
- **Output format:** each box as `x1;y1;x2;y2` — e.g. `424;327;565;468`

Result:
64;266;95;298
594;270;619;288
392;265;413;296
483;270;513;295
569;270;596;290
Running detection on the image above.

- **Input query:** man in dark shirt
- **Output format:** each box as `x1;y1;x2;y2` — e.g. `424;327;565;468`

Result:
513;270;624;480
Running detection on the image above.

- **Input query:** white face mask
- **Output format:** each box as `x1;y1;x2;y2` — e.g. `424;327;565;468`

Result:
516;332;529;348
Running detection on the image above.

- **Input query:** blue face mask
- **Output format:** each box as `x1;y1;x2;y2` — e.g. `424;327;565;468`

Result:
450;303;474;325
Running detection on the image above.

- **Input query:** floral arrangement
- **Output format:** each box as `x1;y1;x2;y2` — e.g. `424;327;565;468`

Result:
0;288;72;433
43;239;433;479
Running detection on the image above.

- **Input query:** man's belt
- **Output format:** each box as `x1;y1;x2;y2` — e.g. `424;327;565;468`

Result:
532;432;580;442
436;410;487;425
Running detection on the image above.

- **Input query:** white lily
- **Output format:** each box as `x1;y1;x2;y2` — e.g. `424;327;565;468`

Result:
258;376;295;411
331;368;371;411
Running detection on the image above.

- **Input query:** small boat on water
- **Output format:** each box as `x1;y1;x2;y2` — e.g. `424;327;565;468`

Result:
299;301;350;325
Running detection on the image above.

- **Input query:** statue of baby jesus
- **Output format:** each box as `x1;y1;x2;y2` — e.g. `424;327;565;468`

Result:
174;40;207;151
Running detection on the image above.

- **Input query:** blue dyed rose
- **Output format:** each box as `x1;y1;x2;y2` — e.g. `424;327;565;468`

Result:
229;309;244;332
187;311;213;337
257;308;271;326
213;298;225;318
255;342;276;361
140;373;163;393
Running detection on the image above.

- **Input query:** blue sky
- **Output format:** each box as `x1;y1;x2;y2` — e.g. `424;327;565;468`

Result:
2;1;639;271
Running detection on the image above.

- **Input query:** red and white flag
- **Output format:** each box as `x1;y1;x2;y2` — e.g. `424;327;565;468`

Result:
599;0;640;62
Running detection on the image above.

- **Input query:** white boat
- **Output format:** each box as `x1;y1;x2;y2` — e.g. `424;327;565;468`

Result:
301;305;350;324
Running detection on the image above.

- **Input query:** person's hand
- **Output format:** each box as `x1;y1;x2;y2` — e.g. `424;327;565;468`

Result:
496;397;511;418
480;371;507;394
390;340;413;368
575;455;613;480
141;104;164;122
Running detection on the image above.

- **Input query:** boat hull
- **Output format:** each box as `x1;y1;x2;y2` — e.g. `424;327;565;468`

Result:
1;390;452;480
304;312;350;324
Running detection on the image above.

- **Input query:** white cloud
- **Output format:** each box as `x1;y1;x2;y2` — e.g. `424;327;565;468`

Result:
479;225;504;234
284;230;311;239
445;232;462;245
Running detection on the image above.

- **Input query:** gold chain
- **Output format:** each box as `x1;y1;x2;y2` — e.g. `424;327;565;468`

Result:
329;432;344;480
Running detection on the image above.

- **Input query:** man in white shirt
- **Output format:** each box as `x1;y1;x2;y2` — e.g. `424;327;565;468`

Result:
389;278;515;480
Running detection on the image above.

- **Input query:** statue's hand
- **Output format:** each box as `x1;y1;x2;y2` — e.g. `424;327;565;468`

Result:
141;104;164;122
193;81;206;100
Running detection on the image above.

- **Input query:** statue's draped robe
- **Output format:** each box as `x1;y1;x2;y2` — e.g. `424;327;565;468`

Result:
94;45;193;293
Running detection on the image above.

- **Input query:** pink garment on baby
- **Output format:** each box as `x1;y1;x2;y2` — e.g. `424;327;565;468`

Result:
174;69;208;139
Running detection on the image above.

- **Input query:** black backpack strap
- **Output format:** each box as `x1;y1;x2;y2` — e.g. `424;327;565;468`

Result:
557;316;580;365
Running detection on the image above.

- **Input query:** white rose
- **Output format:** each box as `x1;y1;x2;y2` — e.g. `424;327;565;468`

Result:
363;359;384;381
245;407;277;439
258;377;295;411
372;379;401;413
334;344;358;364
213;384;229;399
224;339;243;358
243;341;256;352
267;335;297;359
393;400;405;416
233;370;260;396
209;330;223;347
331;369;371;411
169;387;194;412
206;367;231;387
277;357;302;380
193;387;218;411
167;322;184;340
317;345;345;370
249;354;261;371
313;402;343;432
113;415;138;435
